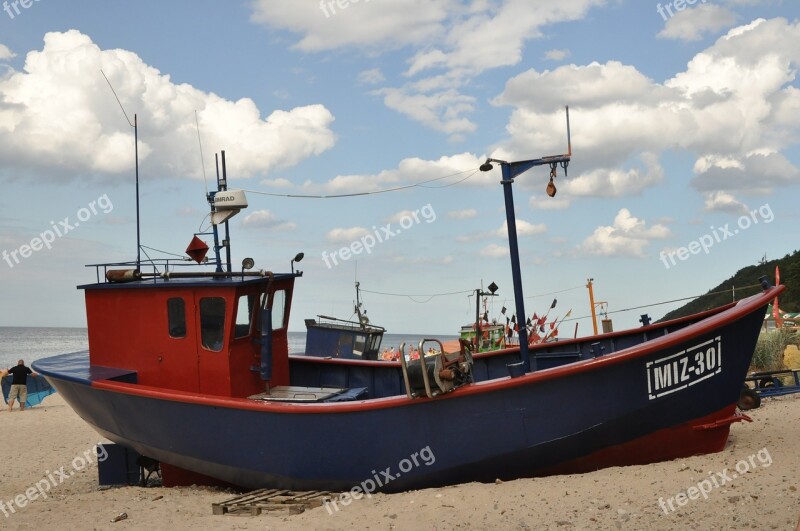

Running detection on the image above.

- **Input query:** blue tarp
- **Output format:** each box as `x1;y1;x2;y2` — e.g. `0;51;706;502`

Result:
2;374;56;407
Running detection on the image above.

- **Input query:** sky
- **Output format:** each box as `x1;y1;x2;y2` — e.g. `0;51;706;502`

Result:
0;0;798;336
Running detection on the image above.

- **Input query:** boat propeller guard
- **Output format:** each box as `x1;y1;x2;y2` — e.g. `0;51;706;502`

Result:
399;339;474;399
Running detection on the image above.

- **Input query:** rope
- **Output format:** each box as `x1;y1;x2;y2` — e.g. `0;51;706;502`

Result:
360;287;475;304
241;168;478;199
560;283;763;323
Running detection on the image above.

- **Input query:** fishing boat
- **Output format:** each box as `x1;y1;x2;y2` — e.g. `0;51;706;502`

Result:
33;112;784;492
302;282;386;360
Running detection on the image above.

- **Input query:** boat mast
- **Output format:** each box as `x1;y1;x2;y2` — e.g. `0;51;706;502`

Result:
221;151;233;273
479;106;571;373
587;278;598;335
355;281;368;329
209;154;224;272
474;282;498;349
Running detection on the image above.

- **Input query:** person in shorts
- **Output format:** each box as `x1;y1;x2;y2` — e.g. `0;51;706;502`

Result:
7;359;36;412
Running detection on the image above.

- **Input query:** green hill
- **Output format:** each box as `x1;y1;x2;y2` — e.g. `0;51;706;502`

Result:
659;250;800;322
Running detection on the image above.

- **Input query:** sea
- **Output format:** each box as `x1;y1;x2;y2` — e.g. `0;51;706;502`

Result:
0;327;458;369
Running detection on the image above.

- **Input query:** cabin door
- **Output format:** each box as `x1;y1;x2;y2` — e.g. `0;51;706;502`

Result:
195;289;233;395
158;292;200;392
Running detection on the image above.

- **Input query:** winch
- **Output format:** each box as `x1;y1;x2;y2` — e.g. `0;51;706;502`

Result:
400;339;474;398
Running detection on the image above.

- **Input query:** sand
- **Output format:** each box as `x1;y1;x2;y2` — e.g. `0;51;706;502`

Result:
1;393;798;531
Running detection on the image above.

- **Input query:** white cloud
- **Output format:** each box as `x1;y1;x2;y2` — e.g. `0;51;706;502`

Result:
327;227;369;243
562;153;664;197
501;219;547;237
448;209;477;219
309;152;487;195
480;243;508;258
0;31;336;181
358;68;385;85
544;49;571;61
495;18;800;197
495;61;673;113
529;195;571;210
386;210;416;224
389;254;455;265
251;1;604;136
259;178;293;189
703;191;749;214
459;219;546;242
691;150;799;194
579;208;671;257
379;87;476;137
242;210;296;231
251;0;453;52
658;4;738;41
0;44;15;60
403;0;605;76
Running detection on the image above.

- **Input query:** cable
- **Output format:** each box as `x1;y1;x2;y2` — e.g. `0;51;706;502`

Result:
140;245;187;259
195;110;209;197
559;283;763;323
526;284;585;300
360;287;475;304
241;168;478;199
100;70;133;128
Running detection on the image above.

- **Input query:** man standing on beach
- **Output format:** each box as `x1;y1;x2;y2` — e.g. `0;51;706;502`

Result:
7;359;36;412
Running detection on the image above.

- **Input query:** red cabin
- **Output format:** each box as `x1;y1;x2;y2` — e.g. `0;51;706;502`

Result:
82;273;297;398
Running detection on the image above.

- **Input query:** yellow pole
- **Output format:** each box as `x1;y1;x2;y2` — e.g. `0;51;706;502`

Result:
587;278;598;336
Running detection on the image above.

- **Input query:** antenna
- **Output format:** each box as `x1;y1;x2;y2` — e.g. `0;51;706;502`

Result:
195;110;209;196
101;70;142;272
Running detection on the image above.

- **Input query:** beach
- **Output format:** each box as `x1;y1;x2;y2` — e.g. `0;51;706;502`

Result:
1;392;798;530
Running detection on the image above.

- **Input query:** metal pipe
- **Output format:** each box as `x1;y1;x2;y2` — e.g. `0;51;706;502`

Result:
221;150;232;273
211;154;223;272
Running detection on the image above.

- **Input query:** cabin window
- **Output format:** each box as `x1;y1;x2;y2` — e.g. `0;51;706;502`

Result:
271;289;286;331
369;334;381;353
234;295;253;339
353;334;367;357
167;298;186;338
200;297;226;352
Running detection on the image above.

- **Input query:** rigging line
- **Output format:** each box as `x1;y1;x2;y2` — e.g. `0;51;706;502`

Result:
559;283;763;324
140;245;186;259
138;246;160;274
416;169;478;189
240;168;478;199
361;288;475;299
198;212;212;233
525;284;585;300
195;110;209;196
100;70;133;128
406;295;438;304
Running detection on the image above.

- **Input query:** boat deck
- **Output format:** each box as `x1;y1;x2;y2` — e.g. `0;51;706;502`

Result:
247;386;369;403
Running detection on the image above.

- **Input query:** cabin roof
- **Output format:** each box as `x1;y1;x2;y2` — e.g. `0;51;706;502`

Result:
78;273;298;291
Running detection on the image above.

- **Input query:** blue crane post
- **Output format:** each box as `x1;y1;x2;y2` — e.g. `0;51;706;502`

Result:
500;161;532;371
481;107;571;373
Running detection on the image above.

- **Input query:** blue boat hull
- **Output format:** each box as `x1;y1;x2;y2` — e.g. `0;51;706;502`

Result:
34;292;772;492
